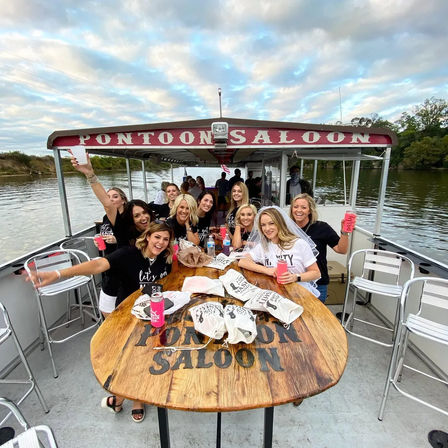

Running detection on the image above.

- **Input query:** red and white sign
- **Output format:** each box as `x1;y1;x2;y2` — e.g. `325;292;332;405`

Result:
53;126;392;149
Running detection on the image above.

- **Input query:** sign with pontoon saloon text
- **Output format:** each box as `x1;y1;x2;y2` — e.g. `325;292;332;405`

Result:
134;310;302;375
52;126;393;148
90;271;348;412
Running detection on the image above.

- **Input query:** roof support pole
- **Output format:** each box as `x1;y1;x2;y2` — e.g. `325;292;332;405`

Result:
312;160;318;194
53;148;72;236
280;152;288;208
170;164;174;183
349;160;360;209
343;161;347;205
374;147;391;237
261;159;265;203
126;158;133;200
300;159;304;178
141;160;148;203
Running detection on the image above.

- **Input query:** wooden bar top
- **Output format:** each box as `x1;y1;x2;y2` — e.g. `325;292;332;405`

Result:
90;262;348;412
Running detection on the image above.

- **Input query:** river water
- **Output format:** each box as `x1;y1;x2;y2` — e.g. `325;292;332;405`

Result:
1;167;447;266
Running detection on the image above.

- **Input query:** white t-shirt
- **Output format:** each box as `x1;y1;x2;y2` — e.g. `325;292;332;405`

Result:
249;238;316;275
154;190;167;205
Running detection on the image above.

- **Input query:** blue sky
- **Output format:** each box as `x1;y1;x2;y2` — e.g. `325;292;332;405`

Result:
1;0;447;155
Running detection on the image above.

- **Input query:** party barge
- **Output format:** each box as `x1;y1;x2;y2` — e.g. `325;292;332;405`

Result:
0;117;447;448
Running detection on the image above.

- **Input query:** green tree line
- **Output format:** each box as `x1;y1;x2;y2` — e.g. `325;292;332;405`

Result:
365;97;448;169
0;152;170;176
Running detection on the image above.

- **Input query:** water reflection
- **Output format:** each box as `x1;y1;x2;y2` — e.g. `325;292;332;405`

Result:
1;168;447;265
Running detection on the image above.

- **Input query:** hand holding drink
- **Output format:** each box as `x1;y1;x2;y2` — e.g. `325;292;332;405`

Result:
94;234;106;251
276;259;288;284
342;211;357;233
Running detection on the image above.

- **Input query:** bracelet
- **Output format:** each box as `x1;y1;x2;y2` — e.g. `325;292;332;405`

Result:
55;270;61;279
186;227;192;232
297;274;301;282
341;231;350;236
87;174;98;184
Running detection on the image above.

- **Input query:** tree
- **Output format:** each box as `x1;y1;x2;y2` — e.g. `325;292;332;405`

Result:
403;136;448;169
369;113;399;132
396;97;448;135
415;98;448;132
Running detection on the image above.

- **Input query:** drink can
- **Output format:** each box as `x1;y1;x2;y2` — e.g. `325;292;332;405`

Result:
94;234;106;251
220;225;227;240
150;292;165;327
276;259;288;284
172;243;179;261
342;212;357;233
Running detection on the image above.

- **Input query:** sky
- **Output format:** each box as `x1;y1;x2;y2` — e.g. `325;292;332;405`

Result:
1;0;447;156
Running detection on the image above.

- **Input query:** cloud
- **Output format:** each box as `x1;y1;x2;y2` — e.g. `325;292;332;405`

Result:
0;0;447;155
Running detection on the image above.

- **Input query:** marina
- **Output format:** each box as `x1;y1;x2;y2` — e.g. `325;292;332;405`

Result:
1;117;447;447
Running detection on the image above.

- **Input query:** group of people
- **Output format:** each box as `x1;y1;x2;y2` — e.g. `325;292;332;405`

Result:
27;155;351;423
215;169;264;209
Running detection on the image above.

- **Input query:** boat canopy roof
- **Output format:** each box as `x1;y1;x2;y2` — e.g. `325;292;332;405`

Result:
47;117;397;166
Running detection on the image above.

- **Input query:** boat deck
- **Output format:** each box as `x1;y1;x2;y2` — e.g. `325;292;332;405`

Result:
1;304;447;448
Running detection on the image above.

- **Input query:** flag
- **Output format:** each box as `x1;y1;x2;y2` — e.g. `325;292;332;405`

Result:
221;164;230;174
183;167;188;181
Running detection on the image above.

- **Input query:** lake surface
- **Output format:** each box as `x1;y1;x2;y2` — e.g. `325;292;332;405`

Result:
1;167;447;266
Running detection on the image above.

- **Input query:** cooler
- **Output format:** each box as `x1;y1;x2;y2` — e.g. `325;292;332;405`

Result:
326;261;347;305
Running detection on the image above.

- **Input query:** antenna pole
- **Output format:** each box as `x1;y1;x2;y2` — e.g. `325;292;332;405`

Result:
218;88;222;118
339;87;342;122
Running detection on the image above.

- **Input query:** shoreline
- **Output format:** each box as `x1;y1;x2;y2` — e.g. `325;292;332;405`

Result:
1;166;446;179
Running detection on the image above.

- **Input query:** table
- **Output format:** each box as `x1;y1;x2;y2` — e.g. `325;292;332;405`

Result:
90;262;348;447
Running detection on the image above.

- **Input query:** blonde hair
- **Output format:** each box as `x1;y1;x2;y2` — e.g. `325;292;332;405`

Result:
258;207;297;251
135;221;174;263
290;193;318;225
227;181;249;220
169;194;199;226
235;204;257;227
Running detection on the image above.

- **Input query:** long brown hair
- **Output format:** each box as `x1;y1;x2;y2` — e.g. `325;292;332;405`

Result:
227;181;249;220
135;221;174;263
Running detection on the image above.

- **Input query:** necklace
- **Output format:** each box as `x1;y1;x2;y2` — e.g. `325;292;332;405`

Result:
144;250;157;265
302;220;312;234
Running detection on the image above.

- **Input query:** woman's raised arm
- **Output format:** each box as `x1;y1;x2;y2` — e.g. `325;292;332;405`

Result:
71;153;118;225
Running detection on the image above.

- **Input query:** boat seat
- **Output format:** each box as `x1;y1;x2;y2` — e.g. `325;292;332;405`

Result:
0;397;58;448
0;303;49;427
341;248;415;347
24;249;101;378
351;277;403;297
378;277;448;420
